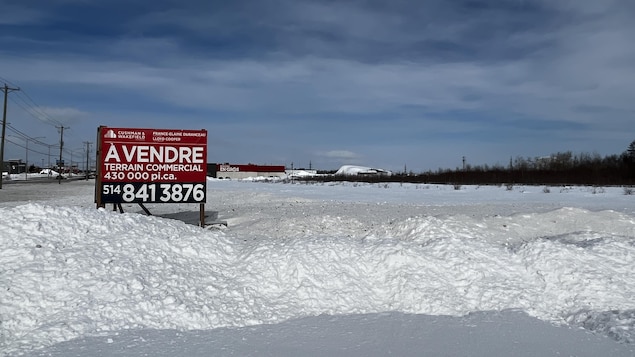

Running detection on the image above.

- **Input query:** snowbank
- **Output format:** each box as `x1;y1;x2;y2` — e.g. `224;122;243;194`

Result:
0;181;634;356
335;165;392;176
38;169;59;176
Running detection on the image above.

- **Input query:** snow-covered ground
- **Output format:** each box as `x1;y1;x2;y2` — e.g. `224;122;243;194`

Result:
1;179;634;356
2;170;75;182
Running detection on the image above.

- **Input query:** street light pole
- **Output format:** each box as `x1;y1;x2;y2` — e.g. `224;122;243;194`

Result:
25;138;28;180
24;136;45;181
45;144;58;177
70;148;84;178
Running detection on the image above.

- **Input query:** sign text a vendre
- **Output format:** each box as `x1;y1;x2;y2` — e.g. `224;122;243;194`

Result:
96;126;207;206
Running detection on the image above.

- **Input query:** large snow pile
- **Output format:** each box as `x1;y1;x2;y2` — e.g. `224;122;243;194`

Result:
0;181;634;356
287;169;319;178
38;169;59;176
334;165;392;176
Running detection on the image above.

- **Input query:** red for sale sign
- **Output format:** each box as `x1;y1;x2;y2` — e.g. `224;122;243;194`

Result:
96;126;207;204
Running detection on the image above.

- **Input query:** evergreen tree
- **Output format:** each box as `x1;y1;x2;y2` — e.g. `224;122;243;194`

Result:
627;140;635;160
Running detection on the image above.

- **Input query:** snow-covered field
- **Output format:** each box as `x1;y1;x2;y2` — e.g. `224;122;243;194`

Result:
1;179;634;356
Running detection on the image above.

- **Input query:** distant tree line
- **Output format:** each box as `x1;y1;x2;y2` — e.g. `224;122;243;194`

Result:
305;141;635;186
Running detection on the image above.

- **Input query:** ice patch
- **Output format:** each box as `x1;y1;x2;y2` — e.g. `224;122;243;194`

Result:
568;309;635;344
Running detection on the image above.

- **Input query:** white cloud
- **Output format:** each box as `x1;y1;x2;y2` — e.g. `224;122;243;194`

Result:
0;5;46;25
38;106;87;119
320;150;361;160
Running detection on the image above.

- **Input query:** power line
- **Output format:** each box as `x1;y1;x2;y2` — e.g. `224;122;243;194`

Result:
15;90;64;127
0;76;63;127
8;96;61;128
9;94;84;154
6;124;51;146
5;73;84;112
0;76;19;88
0;78;89;175
5;137;51;157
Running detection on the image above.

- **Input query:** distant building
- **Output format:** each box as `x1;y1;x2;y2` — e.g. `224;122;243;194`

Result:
207;163;286;180
2;160;25;174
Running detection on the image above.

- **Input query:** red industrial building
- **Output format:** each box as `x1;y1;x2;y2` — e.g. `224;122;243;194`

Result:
207;163;286;179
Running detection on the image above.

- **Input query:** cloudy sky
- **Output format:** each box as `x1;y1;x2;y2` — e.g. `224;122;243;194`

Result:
1;0;634;172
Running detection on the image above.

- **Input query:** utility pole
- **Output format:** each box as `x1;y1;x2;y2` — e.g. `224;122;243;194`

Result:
1;84;20;189
83;141;92;180
56;126;69;184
